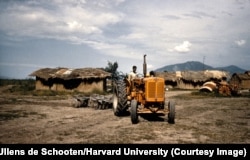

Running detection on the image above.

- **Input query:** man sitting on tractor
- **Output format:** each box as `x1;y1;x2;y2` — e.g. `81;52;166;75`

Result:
128;65;137;81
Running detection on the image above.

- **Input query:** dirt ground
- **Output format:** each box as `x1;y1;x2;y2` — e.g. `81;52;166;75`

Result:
0;87;249;144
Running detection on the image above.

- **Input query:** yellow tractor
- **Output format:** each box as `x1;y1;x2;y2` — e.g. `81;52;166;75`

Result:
112;55;175;124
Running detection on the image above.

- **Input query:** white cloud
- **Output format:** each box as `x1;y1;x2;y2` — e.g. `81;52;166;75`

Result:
147;64;154;70
173;41;192;53
235;40;246;46
120;33;147;40
0;1;123;41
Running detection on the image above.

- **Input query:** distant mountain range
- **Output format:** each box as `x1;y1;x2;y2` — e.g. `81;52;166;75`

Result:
155;61;247;75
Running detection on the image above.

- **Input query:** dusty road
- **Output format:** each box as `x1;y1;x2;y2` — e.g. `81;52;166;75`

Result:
0;90;249;144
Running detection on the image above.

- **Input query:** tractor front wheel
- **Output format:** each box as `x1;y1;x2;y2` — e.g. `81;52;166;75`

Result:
131;100;138;124
168;100;175;124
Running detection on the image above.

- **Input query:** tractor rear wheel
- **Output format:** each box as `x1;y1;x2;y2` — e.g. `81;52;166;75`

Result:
112;79;128;116
131;100;138;124
168;100;175;124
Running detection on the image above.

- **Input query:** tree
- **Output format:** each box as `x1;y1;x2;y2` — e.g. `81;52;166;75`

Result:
104;61;119;90
105;61;118;78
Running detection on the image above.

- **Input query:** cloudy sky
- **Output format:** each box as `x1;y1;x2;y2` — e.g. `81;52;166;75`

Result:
0;0;249;79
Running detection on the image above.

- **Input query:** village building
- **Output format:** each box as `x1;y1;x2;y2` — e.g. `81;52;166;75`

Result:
229;71;250;90
29;67;111;93
155;70;230;90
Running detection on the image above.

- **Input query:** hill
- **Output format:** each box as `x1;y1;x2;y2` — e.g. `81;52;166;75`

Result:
215;65;246;74
155;61;246;75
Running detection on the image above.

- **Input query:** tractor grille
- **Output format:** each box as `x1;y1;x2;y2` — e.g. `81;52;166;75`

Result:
148;82;156;98
145;78;165;102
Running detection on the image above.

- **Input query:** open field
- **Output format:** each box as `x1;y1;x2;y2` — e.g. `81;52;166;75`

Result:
0;84;249;144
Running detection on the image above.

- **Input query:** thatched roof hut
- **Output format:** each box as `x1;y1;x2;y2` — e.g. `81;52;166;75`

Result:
29;67;111;93
181;70;229;82
29;67;110;80
156;70;229;82
155;72;178;81
155;70;230;89
229;71;250;90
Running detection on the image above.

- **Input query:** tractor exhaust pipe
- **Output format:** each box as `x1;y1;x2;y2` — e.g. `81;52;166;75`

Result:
143;54;147;77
